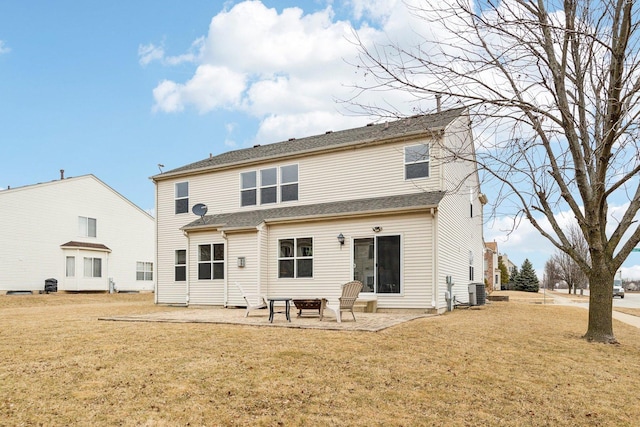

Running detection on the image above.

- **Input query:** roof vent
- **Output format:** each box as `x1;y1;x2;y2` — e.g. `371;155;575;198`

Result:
366;123;374;127
325;130;333;134
209;153;213;158
288;138;296;141
253;144;261;148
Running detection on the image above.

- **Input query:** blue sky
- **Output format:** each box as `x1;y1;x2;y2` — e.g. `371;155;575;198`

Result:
1;0;639;279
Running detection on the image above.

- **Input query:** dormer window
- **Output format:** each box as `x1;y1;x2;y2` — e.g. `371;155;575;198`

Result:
405;144;429;179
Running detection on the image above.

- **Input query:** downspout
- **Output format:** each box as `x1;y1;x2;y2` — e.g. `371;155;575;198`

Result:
431;207;438;309
256;222;266;296
221;230;228;307
105;252;110;292
154;185;158;304
183;230;190;306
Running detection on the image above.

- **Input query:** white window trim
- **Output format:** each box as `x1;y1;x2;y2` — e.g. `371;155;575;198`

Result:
175;182;189;214
278;237;313;278
404;143;430;180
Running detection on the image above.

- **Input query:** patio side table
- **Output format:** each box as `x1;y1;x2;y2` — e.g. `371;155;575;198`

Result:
268;297;292;323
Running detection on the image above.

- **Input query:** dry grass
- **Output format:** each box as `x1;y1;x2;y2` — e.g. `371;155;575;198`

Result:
2;292;640;426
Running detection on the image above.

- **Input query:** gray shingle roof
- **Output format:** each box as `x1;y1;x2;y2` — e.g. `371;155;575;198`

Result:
156;107;466;179
182;191;445;231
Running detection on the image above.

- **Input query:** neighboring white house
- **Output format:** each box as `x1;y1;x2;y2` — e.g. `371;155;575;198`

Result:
0;174;155;292
152;107;485;313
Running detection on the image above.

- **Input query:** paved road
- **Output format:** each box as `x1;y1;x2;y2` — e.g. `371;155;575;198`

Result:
548;289;640;308
613;292;640;308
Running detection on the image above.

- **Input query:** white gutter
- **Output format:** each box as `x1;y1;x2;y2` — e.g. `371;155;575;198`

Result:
183;229;190;306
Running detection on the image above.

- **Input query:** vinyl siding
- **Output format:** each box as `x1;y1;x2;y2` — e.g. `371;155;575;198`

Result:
154;114;482;310
0;175;154;292
226;231;259;306
264;212;434;309
436;116;485;307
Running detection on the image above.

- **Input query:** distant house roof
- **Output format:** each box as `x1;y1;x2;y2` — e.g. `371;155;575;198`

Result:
154;107;466;180
182;191;446;232
485;241;498;253
60;241;112;252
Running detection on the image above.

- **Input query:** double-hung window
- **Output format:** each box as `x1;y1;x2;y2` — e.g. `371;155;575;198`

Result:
175;182;189;214
280;164;298;202
175;250;186;281
136;262;153;281
278;237;313;278
66;256;75;277
405;144;429;179
241;165;298;205
260;168;277;204
79;216;97;237
241;171;257;207
198;244;225;280
84;257;102;278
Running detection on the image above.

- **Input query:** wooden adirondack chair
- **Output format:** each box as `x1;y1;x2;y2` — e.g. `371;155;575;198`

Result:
235;282;267;317
320;280;363;323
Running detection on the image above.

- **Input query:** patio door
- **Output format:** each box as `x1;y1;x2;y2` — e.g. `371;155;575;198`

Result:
353;235;401;294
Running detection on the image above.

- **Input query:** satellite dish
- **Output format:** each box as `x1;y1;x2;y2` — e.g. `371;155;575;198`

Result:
192;203;208;218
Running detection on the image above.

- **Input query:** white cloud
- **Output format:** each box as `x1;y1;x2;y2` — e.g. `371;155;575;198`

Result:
138;38;203;66
152;65;246;114
138;43;165;66
145;0;426;142
0;40;10;54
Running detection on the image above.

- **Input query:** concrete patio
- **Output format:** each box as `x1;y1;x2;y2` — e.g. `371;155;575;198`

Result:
99;305;437;332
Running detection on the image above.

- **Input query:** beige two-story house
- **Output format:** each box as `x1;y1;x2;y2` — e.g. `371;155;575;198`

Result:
152;107;485;313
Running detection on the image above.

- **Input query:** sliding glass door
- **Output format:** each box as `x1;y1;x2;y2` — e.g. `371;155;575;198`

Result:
353;235;400;294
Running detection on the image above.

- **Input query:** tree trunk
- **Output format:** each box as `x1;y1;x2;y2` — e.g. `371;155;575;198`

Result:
583;267;617;343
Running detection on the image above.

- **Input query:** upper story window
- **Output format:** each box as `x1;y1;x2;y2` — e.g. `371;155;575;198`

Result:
175;250;186;282
405;144;430;179
175;182;189;214
240;164;299;207
260;168;277;205
280;164;298;202
198;244;225;280
278;237;313;278
136;262;153;281
241;171;257;207
79;216;97;237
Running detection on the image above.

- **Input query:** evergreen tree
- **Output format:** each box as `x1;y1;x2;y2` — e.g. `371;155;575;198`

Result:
508;265;519;290
517;259;540;292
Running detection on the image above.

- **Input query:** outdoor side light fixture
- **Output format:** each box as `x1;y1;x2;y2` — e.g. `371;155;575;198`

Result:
337;233;345;246
372;226;382;233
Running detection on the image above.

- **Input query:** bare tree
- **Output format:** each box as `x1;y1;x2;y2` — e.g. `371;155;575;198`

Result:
351;0;640;343
543;258;561;290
